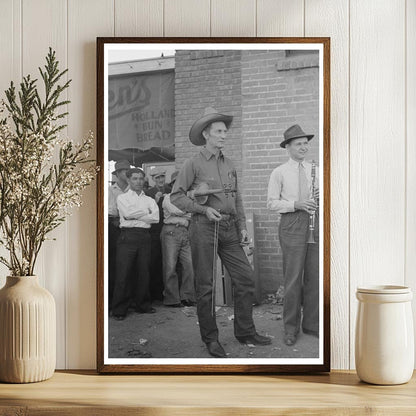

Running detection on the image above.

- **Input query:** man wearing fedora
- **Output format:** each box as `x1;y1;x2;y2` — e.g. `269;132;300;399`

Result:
146;167;172;302
161;171;196;307
267;124;319;346
108;159;130;307
171;107;271;358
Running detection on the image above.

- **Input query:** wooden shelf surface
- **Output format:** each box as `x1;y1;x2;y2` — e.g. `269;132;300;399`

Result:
0;370;415;415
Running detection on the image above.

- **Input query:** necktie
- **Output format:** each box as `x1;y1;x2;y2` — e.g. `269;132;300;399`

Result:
299;163;310;200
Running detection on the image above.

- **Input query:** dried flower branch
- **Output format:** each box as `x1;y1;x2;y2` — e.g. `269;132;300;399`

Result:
0;48;96;276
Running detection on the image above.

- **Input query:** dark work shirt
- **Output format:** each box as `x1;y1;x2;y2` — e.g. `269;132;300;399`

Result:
171;147;247;231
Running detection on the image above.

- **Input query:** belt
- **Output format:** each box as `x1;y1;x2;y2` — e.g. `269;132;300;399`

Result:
219;213;232;221
164;223;189;228
194;213;233;222
120;227;149;231
109;216;120;226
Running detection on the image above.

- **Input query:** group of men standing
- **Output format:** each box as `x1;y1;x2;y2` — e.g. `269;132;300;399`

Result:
108;106;319;358
108;162;196;321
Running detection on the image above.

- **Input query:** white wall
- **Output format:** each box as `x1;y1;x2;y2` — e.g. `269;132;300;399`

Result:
0;0;414;370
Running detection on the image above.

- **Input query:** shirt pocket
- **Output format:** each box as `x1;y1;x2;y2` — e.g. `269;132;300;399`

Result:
195;166;217;189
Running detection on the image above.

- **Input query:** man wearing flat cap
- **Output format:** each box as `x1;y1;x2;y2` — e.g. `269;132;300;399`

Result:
267;124;319;346
146;166;172;301
108;159;130;308
171;107;271;358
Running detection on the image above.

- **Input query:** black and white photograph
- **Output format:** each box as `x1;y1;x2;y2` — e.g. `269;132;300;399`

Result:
97;38;330;373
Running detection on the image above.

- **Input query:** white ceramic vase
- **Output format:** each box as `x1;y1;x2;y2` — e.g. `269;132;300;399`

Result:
0;276;56;383
355;285;414;385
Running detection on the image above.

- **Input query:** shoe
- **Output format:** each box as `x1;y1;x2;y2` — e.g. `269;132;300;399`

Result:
181;299;196;307
303;328;319;338
136;307;156;314
236;333;272;345
165;303;183;308
206;341;226;358
113;315;125;321
284;334;297;346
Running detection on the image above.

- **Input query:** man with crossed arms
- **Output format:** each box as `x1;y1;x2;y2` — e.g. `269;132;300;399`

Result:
112;168;159;320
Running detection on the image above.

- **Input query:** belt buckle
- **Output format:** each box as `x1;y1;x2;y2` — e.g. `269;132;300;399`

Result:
221;214;230;222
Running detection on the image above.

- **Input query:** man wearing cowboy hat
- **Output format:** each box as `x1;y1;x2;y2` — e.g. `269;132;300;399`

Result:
108;159;130;307
161;171;195;307
267;124;319;346
171;107;271;358
146;166;172;301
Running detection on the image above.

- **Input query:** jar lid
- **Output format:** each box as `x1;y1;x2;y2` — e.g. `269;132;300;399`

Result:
357;285;411;294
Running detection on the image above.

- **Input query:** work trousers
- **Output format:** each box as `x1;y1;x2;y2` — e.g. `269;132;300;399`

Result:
112;228;152;316
189;214;256;343
149;227;164;301
108;217;120;307
160;224;195;305
279;210;319;336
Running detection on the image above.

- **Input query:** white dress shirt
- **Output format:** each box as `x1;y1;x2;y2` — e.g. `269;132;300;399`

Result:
267;158;319;214
108;183;128;217
117;189;159;228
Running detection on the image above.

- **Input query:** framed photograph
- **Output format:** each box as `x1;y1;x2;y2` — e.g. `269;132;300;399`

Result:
97;37;330;373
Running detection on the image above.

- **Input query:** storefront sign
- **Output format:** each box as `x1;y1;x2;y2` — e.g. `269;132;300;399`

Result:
108;71;174;150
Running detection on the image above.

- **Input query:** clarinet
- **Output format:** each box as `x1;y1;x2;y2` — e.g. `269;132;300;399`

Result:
307;160;317;244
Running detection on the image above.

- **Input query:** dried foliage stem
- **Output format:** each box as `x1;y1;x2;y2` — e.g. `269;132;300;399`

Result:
0;48;96;276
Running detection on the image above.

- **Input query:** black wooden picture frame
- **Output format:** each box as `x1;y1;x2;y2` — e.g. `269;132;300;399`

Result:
97;37;330;373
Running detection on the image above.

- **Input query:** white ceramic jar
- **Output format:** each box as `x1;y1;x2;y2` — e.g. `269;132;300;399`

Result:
355;285;414;385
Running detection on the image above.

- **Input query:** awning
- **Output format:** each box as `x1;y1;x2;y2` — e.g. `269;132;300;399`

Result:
108;146;175;167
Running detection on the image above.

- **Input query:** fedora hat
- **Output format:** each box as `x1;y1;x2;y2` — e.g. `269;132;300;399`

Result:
280;124;314;148
150;166;166;178
189;107;233;146
112;159;131;174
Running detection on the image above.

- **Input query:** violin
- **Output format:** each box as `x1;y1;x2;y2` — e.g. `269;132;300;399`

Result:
187;182;236;205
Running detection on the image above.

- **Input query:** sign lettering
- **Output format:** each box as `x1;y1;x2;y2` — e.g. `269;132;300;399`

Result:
108;71;174;150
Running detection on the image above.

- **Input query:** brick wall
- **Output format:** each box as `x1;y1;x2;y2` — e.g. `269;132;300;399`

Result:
174;50;243;177
241;50;320;293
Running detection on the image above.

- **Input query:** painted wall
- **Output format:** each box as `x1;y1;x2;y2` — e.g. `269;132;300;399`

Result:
0;0;414;370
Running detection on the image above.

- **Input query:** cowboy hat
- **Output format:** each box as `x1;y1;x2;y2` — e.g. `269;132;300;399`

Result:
189;107;233;146
112;159;131;174
280;124;314;148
